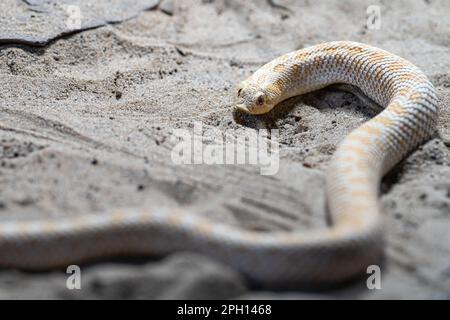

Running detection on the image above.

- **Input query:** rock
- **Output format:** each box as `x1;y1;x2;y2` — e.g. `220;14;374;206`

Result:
160;0;174;16
0;0;159;46
62;254;248;299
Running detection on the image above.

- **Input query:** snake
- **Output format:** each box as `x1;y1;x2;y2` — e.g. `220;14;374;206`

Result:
0;41;438;288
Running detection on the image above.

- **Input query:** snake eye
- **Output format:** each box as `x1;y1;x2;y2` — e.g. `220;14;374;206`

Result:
256;94;265;105
237;88;242;97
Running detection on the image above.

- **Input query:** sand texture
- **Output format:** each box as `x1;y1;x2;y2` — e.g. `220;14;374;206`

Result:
0;0;449;299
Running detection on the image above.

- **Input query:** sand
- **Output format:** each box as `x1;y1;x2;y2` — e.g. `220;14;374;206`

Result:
0;0;449;299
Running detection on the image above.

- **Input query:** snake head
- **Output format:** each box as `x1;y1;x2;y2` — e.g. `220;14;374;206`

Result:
234;83;273;115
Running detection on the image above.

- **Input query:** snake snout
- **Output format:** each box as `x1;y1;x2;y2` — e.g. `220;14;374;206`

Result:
234;104;250;113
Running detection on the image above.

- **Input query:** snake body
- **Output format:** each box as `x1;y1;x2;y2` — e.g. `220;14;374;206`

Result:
0;41;438;288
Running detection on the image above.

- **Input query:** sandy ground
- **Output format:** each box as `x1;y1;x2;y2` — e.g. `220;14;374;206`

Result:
0;0;449;299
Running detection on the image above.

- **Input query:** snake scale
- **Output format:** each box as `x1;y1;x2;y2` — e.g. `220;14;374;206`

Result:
0;41;438;288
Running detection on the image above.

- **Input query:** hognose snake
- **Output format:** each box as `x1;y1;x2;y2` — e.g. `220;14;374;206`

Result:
0;41;438;288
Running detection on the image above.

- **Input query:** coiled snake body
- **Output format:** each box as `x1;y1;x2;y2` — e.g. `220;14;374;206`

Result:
0;41;438;288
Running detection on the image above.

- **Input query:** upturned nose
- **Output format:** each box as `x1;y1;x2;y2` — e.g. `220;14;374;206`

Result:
234;104;250;113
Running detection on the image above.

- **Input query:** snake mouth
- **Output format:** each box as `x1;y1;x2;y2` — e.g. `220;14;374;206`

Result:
234;104;251;113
